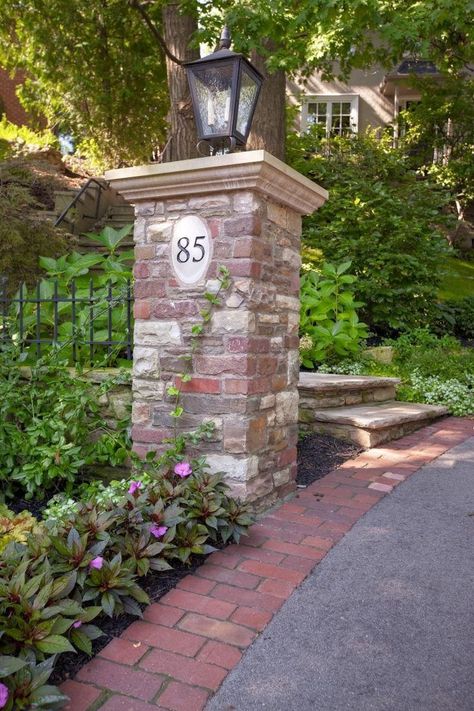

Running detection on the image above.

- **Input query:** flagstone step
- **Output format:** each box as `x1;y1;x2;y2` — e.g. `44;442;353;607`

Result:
298;372;401;410
303;400;448;448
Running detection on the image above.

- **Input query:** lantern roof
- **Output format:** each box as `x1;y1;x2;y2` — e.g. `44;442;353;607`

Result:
185;47;264;81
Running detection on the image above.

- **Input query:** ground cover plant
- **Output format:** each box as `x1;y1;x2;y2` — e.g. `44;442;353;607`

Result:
0;355;131;501
0;458;252;709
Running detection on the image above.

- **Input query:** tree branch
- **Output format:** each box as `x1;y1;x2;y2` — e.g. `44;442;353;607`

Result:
128;0;184;65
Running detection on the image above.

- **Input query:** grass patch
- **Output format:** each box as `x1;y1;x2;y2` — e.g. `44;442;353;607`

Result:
439;256;474;300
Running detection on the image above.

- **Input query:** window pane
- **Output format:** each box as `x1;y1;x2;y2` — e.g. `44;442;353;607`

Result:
236;67;259;137
317;102;327;115
341;102;351;114
332;102;341;113
191;63;234;135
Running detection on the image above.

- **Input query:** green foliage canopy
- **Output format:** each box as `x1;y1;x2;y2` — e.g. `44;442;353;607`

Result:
198;0;474;77
0;0;169;169
289;128;451;332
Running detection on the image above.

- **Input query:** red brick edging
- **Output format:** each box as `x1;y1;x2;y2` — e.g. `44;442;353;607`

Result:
61;417;473;711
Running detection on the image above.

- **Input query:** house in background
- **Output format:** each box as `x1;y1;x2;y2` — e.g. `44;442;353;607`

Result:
0;68;34;126
289;60;440;136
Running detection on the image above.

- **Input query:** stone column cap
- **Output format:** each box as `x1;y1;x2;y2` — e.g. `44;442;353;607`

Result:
105;150;328;215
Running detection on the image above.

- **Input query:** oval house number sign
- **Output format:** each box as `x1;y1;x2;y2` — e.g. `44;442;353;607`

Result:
171;215;212;285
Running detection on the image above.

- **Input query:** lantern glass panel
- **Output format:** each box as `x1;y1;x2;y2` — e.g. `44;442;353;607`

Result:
191;62;234;136
236;66;259;137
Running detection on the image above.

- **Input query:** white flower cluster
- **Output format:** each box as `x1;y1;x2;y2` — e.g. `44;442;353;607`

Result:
409;371;474;417
318;360;367;375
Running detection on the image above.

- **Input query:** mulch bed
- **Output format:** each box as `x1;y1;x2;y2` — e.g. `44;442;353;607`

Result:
296;432;361;487
9;433;360;685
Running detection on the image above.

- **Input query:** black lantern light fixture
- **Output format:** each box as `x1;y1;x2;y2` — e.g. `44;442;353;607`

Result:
185;27;263;154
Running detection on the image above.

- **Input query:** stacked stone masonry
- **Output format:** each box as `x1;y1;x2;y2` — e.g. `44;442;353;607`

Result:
131;192;302;507
106;152;327;509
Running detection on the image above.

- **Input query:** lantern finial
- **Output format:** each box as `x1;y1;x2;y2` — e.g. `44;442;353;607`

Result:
218;26;231;50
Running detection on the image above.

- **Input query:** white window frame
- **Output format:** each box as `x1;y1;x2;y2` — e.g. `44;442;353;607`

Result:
301;94;359;135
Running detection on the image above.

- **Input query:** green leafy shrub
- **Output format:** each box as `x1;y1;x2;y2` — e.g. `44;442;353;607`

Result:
5;225;134;367
300;260;368;367
386;328;474;384
0;358;130;501
288;129;451;332
443;297;474;340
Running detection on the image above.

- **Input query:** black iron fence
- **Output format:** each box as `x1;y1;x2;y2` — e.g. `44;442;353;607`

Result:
0;277;134;366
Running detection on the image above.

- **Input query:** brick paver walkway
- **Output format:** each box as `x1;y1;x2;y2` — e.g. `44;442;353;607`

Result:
61;417;473;711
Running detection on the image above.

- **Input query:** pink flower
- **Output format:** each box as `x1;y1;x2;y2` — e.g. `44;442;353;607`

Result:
150;524;168;538
0;683;9;709
73;620;83;629
89;556;104;570
128;480;142;495
174;462;192;478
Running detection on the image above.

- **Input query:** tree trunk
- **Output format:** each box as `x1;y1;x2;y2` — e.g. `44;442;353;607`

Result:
161;2;199;162
247;43;286;161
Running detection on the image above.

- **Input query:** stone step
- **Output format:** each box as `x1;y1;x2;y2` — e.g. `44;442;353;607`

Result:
304;400;448;448
298;372;401;410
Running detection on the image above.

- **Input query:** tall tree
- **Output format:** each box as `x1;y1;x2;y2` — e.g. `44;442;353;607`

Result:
130;0;200;162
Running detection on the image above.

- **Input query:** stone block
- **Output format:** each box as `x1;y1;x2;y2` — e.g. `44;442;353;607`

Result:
189;195;231;209
205;454;259;482
275;391;299;426
233;191;260;213
134;320;181;347
181;394;248;415
223;215;261;238
133;378;165;401
225;292;245;309
276;294;300;312
132;401;150;424
147;221;173;242
135;244;155;260
134;347;160;378
135;202;155;216
211;310;255;334
281;247;301;270
260;394;276;410
109;391;132;420
267;202;289;229
273;467;291;487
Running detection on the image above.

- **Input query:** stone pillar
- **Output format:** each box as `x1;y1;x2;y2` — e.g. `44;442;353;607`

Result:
106;150;327;508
